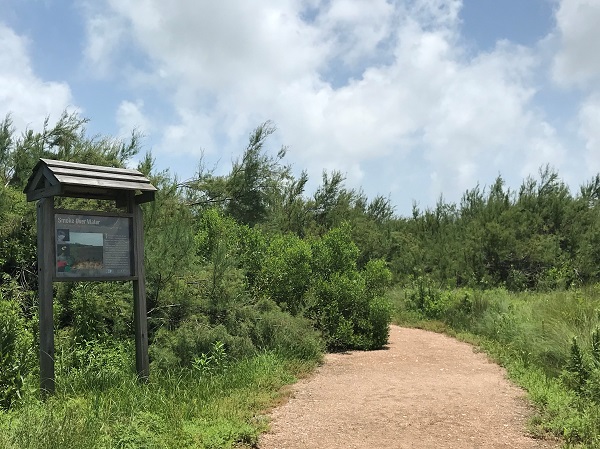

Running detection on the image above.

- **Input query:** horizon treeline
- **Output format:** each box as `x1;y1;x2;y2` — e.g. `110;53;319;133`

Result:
3;112;600;294
392;166;600;291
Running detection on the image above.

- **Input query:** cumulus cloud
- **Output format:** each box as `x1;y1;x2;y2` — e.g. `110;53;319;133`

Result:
578;94;600;173
81;0;569;210
116;100;149;137
551;0;600;181
0;24;73;131
83;12;127;78
160;108;219;159
314;0;395;67
552;0;600;86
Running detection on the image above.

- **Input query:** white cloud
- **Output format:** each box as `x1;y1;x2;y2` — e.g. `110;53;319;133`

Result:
552;0;600;86
83;13;126;78
116;100;149;137
551;0;600;184
315;0;395;66
81;0;568;210
0;24;73;131
409;0;462;29
421;41;549;194
105;0;329;94
160;108;219;159
578;93;600;173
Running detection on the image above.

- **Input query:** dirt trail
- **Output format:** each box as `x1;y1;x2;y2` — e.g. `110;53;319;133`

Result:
258;325;558;449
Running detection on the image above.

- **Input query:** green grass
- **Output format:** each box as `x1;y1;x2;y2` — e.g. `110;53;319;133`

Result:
0;352;314;449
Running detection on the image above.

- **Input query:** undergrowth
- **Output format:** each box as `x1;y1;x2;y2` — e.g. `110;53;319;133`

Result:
0;350;314;449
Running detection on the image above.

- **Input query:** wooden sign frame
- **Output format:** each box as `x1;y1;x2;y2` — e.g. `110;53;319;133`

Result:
25;159;156;395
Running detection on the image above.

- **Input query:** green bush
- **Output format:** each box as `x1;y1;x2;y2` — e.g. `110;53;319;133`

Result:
236;224;267;288
311;223;359;280
250;299;323;360
368;296;392;348
256;234;312;315
405;276;451;319
149;317;255;370
306;225;392;351
364;259;392;299
53;281;133;346
0;296;33;409
310;272;390;351
55;338;134;393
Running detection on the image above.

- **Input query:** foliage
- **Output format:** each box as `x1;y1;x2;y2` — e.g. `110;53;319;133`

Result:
385;166;600;291
0;294;34;409
21;110;600;444
0;352;300;449
250;299;324;360
308;225;392;350
183;121;292;228
149;317;254;370
256;233;312;315
311;223;359;279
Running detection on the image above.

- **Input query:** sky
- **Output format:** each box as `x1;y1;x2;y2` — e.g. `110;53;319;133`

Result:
1;0;599;216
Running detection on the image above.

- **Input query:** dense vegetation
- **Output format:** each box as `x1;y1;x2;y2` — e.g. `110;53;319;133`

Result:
0;113;392;448
3;111;600;447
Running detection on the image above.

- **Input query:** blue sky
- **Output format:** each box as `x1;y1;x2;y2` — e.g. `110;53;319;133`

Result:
1;0;599;216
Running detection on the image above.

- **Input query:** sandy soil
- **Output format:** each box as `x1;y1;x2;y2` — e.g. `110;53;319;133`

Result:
258;325;559;449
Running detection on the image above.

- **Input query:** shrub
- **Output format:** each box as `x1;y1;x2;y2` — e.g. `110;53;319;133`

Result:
250;299;323;360
55;338;134;393
364;259;392;299
405;276;451;319
309;272;390;351
368;296;392;348
149;317;255;370
311;223;359;280
256;234;312;315
0;296;33;409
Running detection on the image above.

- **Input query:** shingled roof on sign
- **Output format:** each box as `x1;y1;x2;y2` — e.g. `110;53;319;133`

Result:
23;158;157;204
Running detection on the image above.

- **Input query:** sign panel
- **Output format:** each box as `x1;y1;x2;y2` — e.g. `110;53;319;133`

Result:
55;213;133;278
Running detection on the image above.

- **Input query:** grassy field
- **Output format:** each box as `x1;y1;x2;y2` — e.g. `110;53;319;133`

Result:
0;351;317;449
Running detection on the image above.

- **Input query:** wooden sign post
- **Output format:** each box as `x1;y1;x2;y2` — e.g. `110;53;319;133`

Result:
24;159;157;394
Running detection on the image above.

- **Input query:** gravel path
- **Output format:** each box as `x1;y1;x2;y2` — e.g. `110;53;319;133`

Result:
258;325;558;449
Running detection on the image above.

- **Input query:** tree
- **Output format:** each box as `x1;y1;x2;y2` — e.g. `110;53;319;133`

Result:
184;121;292;227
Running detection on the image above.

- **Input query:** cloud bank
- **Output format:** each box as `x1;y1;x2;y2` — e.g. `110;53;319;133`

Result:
1;0;599;214
0;24;73;131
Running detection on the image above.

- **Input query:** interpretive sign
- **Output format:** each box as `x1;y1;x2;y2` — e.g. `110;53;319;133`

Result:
55;213;133;279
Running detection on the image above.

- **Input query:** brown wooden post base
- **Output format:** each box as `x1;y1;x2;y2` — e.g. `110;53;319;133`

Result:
37;197;55;395
129;192;150;380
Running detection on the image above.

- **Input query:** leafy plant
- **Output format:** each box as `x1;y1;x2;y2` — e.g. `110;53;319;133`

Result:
256;233;312;315
0;295;33;409
192;340;228;376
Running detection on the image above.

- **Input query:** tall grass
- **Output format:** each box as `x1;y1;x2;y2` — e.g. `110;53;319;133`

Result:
0;351;311;449
388;282;600;447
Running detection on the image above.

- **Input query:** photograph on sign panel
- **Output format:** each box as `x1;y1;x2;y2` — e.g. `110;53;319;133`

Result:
56;231;104;275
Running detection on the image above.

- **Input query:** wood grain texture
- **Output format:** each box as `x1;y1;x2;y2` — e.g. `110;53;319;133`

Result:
24;158;157;203
37;197;55;395
41;158;142;175
129;193;150;380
